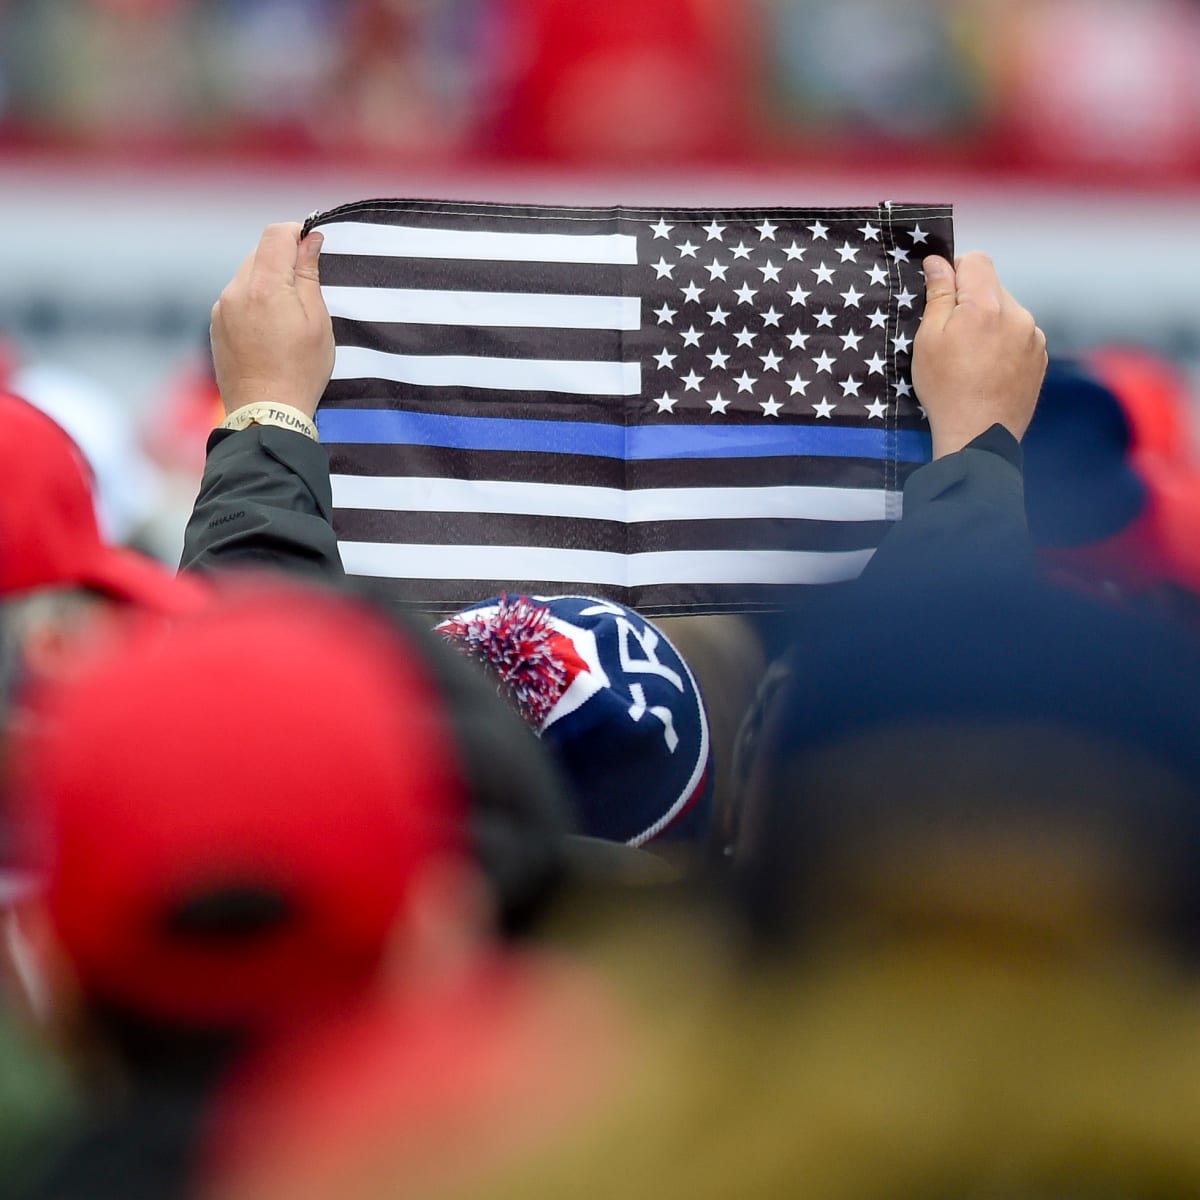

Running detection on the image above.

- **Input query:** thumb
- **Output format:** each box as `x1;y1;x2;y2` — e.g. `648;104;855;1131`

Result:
295;230;324;295
920;255;955;332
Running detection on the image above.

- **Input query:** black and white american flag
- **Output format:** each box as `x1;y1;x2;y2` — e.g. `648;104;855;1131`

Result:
305;200;953;616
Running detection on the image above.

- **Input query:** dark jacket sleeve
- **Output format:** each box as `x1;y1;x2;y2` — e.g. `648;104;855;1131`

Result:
179;426;345;585
861;423;1031;585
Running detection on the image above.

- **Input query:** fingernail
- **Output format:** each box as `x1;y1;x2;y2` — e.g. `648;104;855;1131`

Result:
923;255;951;279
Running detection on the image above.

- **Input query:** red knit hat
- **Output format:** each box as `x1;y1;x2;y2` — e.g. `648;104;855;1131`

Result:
0;389;202;612
18;586;468;1029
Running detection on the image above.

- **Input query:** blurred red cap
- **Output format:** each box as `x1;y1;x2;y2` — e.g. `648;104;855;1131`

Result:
0;390;202;613
20;587;468;1028
1087;348;1198;470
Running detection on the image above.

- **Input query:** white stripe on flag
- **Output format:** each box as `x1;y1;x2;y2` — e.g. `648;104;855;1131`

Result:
331;345;641;396
331;476;894;524
318;222;638;265
323;287;641;331
338;543;875;587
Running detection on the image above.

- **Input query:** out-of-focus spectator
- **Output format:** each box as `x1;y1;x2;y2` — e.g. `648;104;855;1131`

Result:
758;0;991;147
0;0;206;144
1024;356;1200;615
0;390;203;692
9;361;164;549
8;583;489;1198
1;0;1198;176
1003;0;1200;172
485;0;754;161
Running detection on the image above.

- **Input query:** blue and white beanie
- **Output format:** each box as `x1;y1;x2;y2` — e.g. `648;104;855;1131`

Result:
437;595;712;847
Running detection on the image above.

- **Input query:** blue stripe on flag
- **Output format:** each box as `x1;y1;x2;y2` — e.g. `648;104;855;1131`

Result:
315;408;932;463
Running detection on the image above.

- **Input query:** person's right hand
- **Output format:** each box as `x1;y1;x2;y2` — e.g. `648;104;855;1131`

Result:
210;222;334;420
912;252;1047;459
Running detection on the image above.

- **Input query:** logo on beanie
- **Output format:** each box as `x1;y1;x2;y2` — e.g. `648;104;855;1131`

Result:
438;595;711;845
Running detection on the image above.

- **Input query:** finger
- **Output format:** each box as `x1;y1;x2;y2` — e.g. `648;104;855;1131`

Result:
252;222;304;283
294;230;325;306
919;255;956;333
953;251;1004;313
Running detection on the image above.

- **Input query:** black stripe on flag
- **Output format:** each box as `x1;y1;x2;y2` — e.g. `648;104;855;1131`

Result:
327;445;920;492
332;509;891;555
351;576;821;617
331;318;619;364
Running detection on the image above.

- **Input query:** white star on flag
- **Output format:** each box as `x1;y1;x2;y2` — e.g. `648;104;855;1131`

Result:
677;240;699;258
868;309;888;329
841;286;863;308
837;243;858;263
760;349;782;372
813;351;836;374
761;307;783;327
708;305;729;325
858;223;880;240
783;242;805;261
814;309;836;329
703;220;725;241
807;221;829;240
706;259;728;281
786;330;810;350
650;219;673;238
707;348;730;369
654;349;676;369
896;289;917;308
654;391;677;413
708;393;730;414
893;332;913;354
812;263;836;286
756;220;777;240
730;242;752;260
813;398;837;418
680;281;704;303
734;283;757;305
681;370;704;392
889;247;911;263
653;258;674;279
788;374;810;395
840;376;863;398
734;327;756;347
865;352;887;375
865;264;889;287
909;225;929;244
758;261;782;283
760;396;784;417
681;326;703;347
655;303;676;325
734;371;756;393
840;330;863;351
788;284;811;306
865;399;889;419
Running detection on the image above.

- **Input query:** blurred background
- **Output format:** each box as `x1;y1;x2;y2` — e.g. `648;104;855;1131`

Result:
1;0;1198;557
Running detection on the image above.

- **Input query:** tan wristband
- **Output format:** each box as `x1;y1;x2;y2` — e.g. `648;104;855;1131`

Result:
220;403;319;443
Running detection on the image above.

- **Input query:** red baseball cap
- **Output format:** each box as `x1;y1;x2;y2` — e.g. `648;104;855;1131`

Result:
18;586;468;1029
0;389;202;613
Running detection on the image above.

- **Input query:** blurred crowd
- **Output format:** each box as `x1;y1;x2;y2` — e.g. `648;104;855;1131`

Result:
2;0;1200;174
1;206;1200;1199
2;1;1200;1192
